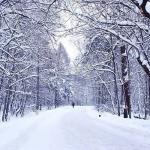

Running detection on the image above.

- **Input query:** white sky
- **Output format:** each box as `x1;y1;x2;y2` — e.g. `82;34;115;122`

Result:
60;37;79;62
58;6;80;64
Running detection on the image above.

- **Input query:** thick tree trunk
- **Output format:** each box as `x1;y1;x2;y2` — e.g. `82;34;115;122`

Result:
110;35;120;116
111;43;120;116
149;78;150;116
2;62;15;122
2;80;13;122
121;45;131;118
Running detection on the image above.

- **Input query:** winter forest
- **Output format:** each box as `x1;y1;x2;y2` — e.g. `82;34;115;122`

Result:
0;0;150;149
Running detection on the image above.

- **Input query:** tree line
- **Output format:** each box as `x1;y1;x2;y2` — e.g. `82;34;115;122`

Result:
65;0;150;119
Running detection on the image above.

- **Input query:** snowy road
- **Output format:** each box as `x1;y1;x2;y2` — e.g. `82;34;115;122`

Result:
0;106;150;150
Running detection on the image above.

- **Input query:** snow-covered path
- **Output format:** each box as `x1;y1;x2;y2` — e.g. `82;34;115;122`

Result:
0;106;150;150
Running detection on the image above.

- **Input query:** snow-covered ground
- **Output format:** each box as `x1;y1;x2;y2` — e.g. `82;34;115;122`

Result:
0;106;150;150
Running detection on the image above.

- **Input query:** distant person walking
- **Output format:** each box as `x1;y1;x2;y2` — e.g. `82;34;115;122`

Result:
71;101;75;108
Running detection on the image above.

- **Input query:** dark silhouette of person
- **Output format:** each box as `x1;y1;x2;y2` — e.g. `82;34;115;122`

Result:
72;102;75;108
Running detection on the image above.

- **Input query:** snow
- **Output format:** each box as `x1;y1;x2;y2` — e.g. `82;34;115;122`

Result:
121;52;127;56
142;59;148;66
0;106;150;150
137;0;143;5
147;64;150;71
146;2;150;13
134;49;140;58
124;74;129;81
137;0;150;13
140;53;145;62
99;20;149;30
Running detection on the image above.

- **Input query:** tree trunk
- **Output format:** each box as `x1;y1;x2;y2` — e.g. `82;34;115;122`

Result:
121;45;131;118
149;78;150;116
36;57;40;111
111;42;120;116
2;80;13;122
54;87;59;108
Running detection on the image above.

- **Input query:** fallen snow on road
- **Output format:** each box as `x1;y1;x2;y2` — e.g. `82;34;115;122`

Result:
0;106;150;150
